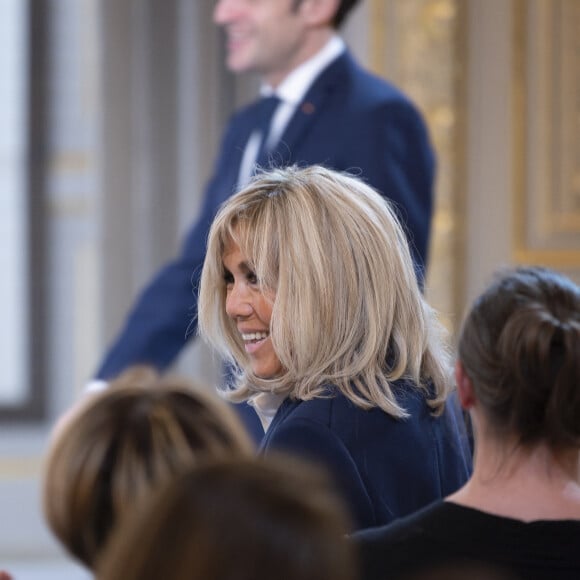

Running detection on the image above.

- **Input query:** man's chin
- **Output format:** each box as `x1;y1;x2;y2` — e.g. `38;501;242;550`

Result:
226;54;254;74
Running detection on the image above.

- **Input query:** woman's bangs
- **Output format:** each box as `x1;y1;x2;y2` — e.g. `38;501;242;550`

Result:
217;217;247;265
227;219;257;268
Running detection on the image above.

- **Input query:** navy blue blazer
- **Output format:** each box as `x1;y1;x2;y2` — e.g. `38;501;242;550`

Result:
97;50;435;386
259;383;471;532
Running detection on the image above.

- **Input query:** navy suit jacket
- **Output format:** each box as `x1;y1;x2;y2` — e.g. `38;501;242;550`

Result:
97;51;435;390
260;384;471;532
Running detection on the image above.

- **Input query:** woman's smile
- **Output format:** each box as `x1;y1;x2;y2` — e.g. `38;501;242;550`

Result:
240;330;270;354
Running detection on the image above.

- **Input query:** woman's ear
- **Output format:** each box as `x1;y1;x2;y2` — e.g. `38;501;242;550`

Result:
455;360;476;410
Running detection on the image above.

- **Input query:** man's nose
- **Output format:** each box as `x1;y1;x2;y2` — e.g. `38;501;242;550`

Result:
225;283;253;319
213;0;240;25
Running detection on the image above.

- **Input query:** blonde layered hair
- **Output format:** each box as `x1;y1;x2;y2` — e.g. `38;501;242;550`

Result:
199;166;450;417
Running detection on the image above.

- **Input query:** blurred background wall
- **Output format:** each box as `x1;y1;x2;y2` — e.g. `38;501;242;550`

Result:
0;0;578;577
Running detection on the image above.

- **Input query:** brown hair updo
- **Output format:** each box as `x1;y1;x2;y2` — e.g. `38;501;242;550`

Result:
458;266;580;448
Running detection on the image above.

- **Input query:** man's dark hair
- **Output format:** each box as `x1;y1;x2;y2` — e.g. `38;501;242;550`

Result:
333;0;361;28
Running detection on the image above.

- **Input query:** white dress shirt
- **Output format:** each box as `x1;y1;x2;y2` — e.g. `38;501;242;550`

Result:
249;391;287;432
237;35;345;187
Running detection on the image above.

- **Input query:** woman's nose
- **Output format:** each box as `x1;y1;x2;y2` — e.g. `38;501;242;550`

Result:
225;283;253;319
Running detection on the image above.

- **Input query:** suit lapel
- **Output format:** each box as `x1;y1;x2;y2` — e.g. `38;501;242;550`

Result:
269;51;351;164
259;397;298;450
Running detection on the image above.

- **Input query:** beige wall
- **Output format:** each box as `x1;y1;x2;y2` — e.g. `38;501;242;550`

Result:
360;0;580;329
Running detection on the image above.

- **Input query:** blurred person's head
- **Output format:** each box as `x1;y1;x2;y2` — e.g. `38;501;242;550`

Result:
43;367;253;569
199;165;450;418
456;267;580;450
97;455;355;580
213;0;361;86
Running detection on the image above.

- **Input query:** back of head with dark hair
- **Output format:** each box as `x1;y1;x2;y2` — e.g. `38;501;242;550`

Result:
97;456;355;580
458;267;580;448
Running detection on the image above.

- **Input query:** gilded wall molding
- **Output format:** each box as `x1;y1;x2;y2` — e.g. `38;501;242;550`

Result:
370;0;467;331
513;0;580;268
369;0;387;75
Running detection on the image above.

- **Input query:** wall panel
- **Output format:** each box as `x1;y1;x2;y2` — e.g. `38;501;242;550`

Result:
514;0;580;280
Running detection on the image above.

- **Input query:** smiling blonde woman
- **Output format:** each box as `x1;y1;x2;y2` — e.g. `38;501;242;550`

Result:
199;165;471;530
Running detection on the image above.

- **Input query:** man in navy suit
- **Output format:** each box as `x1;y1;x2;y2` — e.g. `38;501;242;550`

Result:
95;0;436;435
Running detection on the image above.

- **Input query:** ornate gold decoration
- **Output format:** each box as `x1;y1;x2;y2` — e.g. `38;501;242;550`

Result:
370;0;467;332
513;0;580;267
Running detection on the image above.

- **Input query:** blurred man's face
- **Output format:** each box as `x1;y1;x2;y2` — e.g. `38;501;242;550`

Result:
213;0;312;87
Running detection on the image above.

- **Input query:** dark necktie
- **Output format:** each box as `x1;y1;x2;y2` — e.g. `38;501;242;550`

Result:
254;95;280;170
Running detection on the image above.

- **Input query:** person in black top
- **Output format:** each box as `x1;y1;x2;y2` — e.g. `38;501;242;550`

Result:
353;266;580;580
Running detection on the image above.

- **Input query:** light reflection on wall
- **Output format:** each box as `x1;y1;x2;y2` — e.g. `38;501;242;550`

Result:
0;0;28;405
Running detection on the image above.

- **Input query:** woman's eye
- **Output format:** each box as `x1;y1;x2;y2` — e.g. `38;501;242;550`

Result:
223;271;234;285
247;271;258;285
